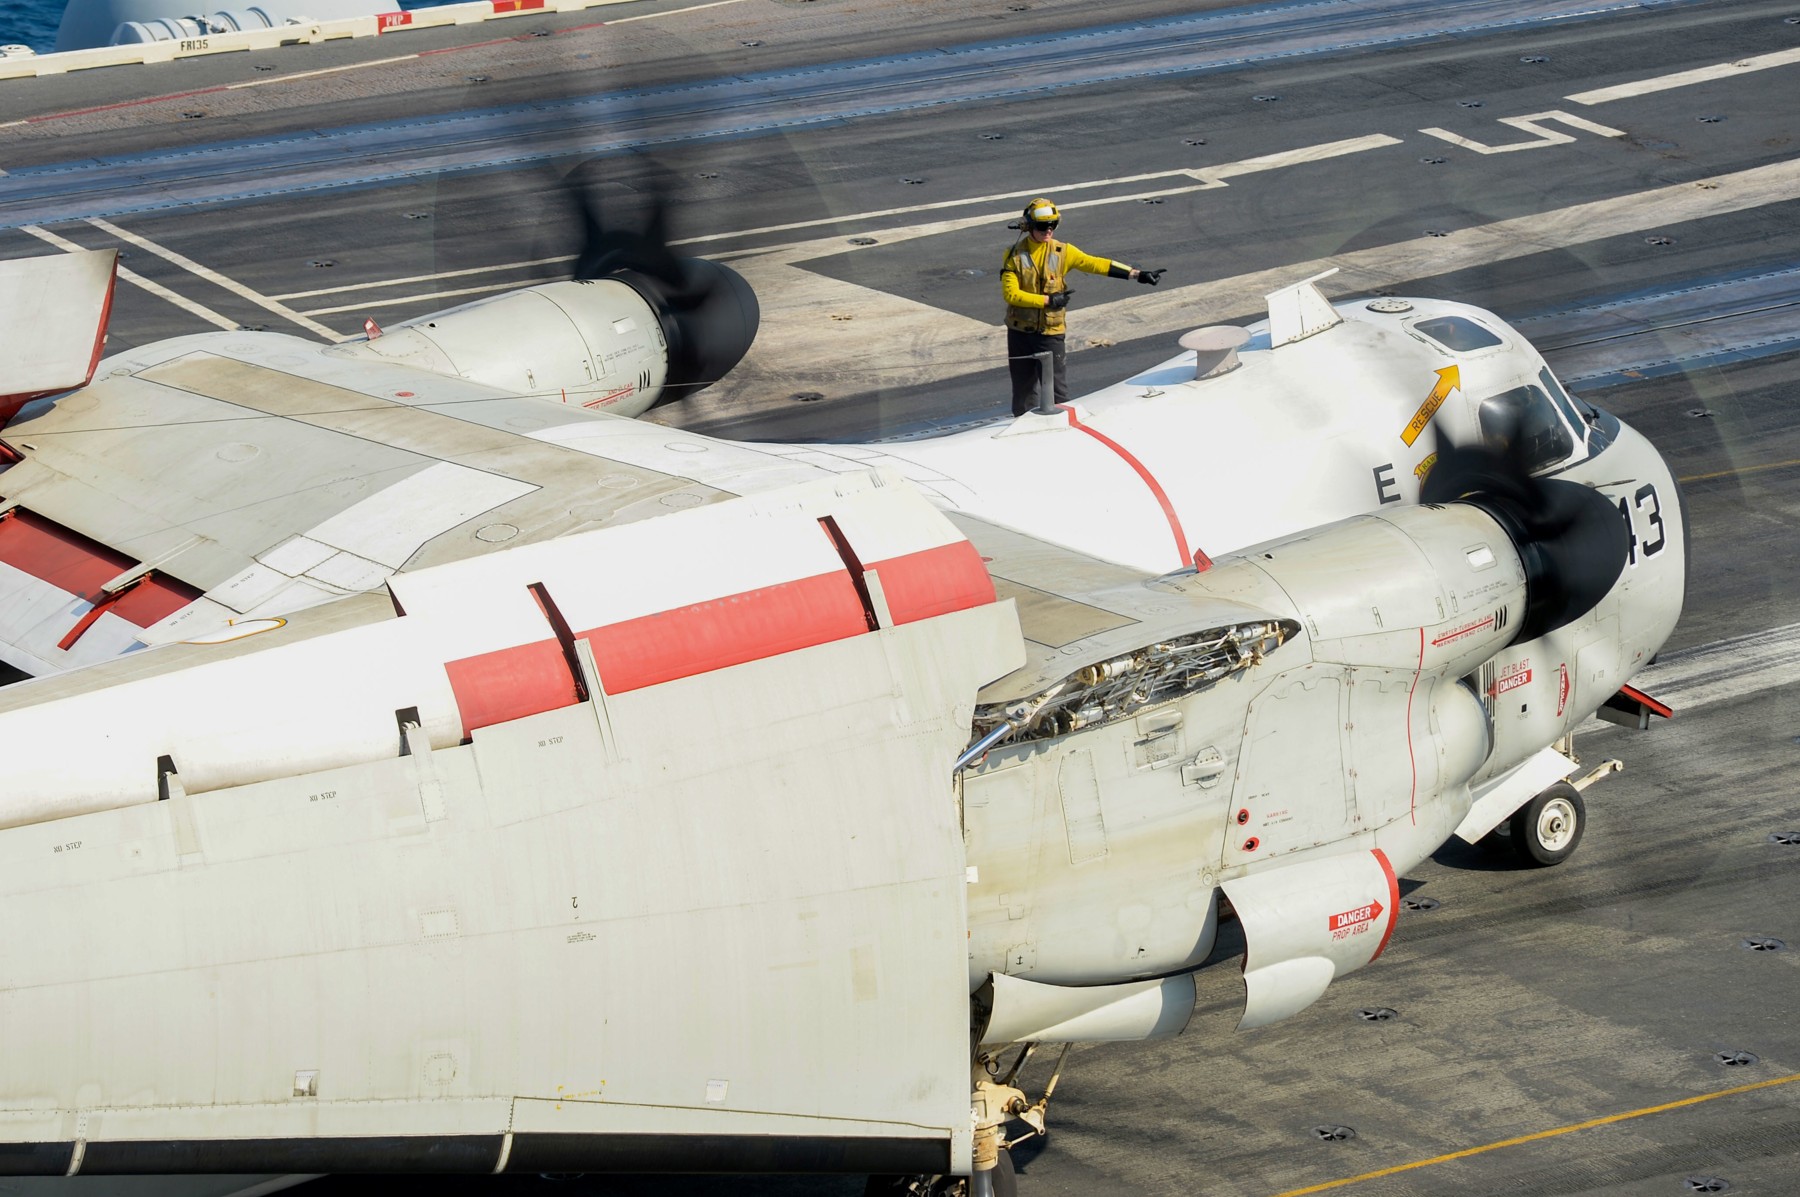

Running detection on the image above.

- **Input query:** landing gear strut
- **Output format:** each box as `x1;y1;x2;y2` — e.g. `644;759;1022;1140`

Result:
865;1044;1068;1197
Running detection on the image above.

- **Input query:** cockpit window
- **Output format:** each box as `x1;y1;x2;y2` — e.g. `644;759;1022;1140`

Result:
1413;316;1504;353
1478;384;1574;470
1536;366;1588;452
1537;365;1614;454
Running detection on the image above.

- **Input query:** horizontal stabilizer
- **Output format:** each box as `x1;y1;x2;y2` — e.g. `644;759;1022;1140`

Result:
0;249;118;427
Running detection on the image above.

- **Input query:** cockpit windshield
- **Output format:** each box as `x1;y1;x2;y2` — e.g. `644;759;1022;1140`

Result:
1538;365;1614;454
1477;383;1575;471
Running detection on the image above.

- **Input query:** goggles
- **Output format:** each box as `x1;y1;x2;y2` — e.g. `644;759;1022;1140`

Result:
1029;220;1059;232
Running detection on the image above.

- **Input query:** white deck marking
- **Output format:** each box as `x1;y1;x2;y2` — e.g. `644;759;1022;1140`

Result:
607;0;749;22
670;135;1402;249
304;279;535;316
676;153;1800;418
1621;623;1800;712
1578;623;1800;734
287;134;1400;319
19;224;239;331
1568;46;1800;105
272;255;573;300
1088;156;1800;343
85;218;349;342
1420;111;1625;154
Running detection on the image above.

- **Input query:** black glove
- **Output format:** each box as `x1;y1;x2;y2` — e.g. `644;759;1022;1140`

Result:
1137;269;1165;286
1047;291;1072;311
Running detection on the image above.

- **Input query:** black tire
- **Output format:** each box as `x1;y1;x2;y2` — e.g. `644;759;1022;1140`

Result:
1509;781;1585;866
866;1148;1015;1197
992;1148;1017;1197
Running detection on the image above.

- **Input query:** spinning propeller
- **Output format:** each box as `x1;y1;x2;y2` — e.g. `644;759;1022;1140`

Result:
1422;428;1629;643
568;182;760;407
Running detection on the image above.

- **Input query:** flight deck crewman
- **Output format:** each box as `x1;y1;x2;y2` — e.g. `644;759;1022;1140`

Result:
1001;197;1164;417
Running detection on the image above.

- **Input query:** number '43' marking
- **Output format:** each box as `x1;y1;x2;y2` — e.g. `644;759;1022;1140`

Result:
1617;483;1666;566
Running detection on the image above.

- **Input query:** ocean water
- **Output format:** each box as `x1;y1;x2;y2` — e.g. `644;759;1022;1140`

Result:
1;0;467;53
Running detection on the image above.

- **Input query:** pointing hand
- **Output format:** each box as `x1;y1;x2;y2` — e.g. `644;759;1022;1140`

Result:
1137;269;1165;286
1047;291;1073;311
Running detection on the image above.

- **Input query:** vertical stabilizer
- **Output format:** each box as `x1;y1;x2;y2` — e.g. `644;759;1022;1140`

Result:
0;249;118;428
1265;267;1342;348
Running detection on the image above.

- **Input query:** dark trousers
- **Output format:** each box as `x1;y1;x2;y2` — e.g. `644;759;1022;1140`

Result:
1008;329;1067;417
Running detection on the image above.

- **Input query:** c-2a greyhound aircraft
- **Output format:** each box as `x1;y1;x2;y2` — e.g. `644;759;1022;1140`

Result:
0;229;1683;1193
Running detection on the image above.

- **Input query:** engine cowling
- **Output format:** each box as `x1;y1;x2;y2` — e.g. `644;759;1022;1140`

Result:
326;267;759;417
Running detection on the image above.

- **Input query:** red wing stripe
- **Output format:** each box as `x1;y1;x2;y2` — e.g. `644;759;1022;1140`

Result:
85;256;118;388
109;575;203;627
444;639;580;740
868;540;997;625
54;574;200;648
443;542;999;733
1058;406;1197;569
0;508;133;597
581;570;870;695
0;510;202;630
1371;849;1401;961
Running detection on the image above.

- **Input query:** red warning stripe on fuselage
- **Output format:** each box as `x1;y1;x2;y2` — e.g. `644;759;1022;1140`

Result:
443;540;996;738
1370;848;1401;961
0;508;200;629
1056;405;1201;570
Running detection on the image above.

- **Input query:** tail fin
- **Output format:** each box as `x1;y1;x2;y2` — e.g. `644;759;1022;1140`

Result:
1;248;118;428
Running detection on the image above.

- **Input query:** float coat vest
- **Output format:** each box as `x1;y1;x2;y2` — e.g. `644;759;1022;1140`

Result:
1001;237;1116;335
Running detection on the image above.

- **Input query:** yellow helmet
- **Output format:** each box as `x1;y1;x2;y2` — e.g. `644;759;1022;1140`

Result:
1020;197;1060;230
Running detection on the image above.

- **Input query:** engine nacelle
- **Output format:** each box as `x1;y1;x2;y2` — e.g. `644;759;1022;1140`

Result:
326;263;760;417
1220;501;1532;678
328;280;673;416
1222;848;1399;1029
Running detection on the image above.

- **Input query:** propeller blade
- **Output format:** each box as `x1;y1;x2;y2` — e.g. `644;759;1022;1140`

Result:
563;175;760;404
1422;430;1628;642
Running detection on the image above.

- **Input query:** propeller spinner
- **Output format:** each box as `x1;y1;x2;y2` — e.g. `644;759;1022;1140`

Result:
570;186;760;407
1421;430;1629;643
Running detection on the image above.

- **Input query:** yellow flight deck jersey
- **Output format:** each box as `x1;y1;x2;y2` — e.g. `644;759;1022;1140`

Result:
1001;236;1120;335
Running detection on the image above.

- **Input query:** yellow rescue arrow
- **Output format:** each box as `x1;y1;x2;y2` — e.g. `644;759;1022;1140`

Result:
1401;364;1461;447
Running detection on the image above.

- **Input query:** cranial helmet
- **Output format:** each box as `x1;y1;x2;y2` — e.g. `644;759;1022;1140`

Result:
1022;198;1061;228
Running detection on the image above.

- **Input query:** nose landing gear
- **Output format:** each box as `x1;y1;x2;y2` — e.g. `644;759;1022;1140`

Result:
864;1043;1068;1197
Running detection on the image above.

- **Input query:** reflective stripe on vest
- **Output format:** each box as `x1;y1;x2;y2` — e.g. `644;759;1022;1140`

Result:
1010;242;1065;332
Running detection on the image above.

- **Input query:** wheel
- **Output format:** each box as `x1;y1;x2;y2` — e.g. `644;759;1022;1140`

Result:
867;1148;1015;1197
1509;781;1585;866
969;1149;1018;1197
